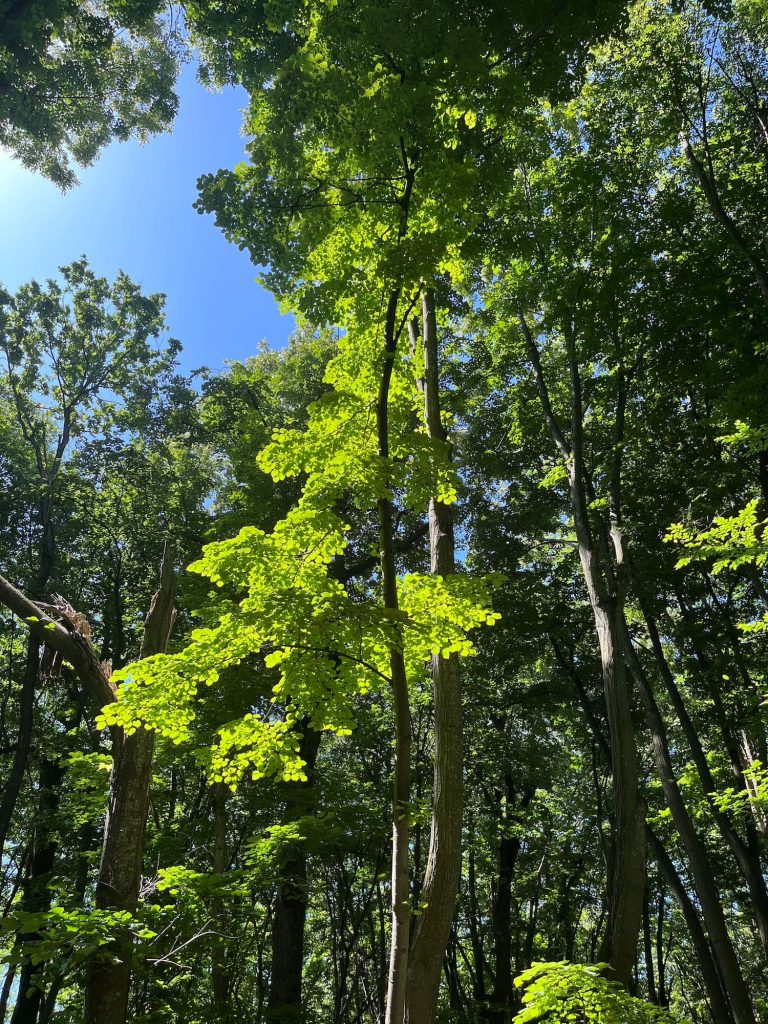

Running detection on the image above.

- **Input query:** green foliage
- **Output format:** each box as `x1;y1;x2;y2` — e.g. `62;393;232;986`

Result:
711;760;768;820
1;906;156;969
513;963;685;1023
666;501;768;574
6;0;768;1020
99;491;498;787
59;751;112;828
0;0;185;186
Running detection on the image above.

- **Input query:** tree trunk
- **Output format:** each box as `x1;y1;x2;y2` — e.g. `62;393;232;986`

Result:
624;631;755;1024
642;887;657;1005
84;545;176;1024
482;779;529;1024
0;636;38;856
378;285;413;1024
590;595;644;985
642;604;768;960
646;827;733;1024
0;960;16;1021
267;727;321;1021
211;783;230;1013
406;289;462;1024
566;626;732;1021
466;847;487;1003
524;317;645;984
10;756;64;1024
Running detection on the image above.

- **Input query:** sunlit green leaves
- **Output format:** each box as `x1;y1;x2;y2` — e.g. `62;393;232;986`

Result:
514;962;686;1022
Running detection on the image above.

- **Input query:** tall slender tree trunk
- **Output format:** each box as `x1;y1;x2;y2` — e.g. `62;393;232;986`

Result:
10;756;64;1024
523;317;645;984
482;777;529;1024
642;604;768;959
211;783;231;1015
624;631;755;1024
0;960;16;1021
642;886;657;1005
646;827;734;1024
7;513;60;1024
377;141;417;1024
406;289;462;1023
565;624;732;1020
84;546;176;1024
379;286;413;1024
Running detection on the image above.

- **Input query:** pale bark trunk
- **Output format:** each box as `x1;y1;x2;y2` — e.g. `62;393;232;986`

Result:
406;289;462;1024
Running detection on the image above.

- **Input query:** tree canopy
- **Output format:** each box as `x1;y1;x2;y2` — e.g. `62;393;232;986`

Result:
1;1;768;1023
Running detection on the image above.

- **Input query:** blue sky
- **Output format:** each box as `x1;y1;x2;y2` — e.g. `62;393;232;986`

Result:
0;62;296;374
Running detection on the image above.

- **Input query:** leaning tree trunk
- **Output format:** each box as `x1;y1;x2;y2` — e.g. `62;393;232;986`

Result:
406;289;463;1024
565;628;733;1020
624;631;756;1024
84;545;176;1024
647;826;734;1024
642;603;768;960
